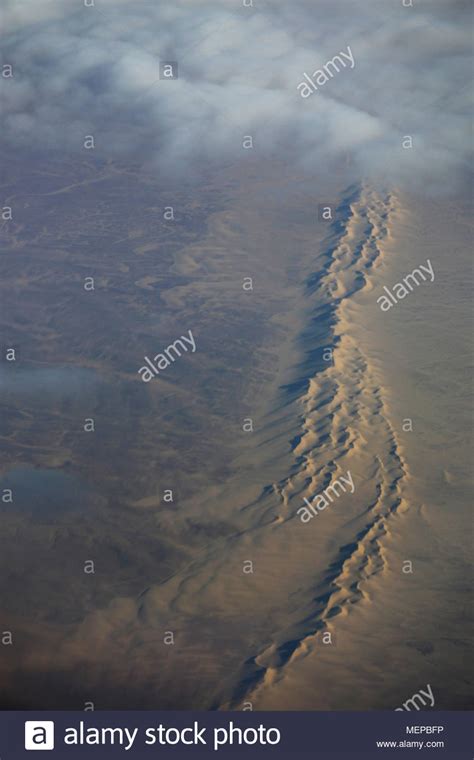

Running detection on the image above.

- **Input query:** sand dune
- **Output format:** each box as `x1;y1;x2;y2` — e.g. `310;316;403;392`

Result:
0;165;471;710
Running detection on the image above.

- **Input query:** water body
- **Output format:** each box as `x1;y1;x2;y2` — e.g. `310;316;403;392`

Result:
0;467;96;518
0;366;99;399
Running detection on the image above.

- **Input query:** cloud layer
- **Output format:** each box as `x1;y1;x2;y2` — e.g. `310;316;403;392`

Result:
1;0;471;187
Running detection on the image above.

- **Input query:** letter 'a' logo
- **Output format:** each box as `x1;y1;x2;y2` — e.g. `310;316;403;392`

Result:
24;721;55;750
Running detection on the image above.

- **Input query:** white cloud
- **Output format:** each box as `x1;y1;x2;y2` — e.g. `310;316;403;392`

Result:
1;0;471;188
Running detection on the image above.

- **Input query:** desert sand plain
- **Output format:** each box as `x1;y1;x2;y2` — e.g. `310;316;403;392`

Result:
0;152;471;710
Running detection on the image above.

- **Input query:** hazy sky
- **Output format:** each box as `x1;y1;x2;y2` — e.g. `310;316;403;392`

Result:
1;0;471;187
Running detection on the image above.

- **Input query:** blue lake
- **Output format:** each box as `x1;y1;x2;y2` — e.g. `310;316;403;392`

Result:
0;467;98;517
0;366;99;397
